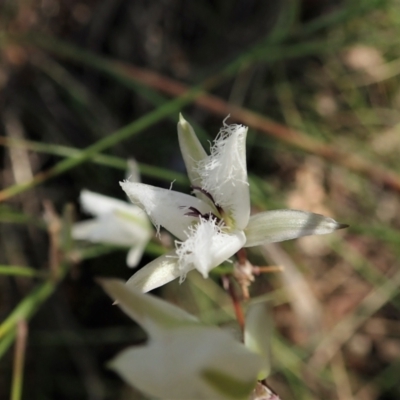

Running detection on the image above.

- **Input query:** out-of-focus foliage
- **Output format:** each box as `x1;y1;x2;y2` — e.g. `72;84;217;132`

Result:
1;0;400;399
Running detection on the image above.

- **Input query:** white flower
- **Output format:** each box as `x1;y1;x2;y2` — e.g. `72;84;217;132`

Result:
72;161;153;267
121;115;346;291
99;278;263;400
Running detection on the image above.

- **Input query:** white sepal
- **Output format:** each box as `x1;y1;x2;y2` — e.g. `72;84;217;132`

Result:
197;123;250;230
245;210;345;247
72;213;140;247
79;189;134;216
120;181;214;241
126;242;147;268
99;278;197;334
126;158;141;183
177;114;207;186
126;250;182;293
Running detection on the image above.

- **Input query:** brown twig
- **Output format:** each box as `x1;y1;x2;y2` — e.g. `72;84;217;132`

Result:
42;200;62;281
222;275;245;331
253;265;284;275
236;248;248;265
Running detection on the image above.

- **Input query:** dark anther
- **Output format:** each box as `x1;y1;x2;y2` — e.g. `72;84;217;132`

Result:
184;206;202;218
181;205;223;225
199;212;222;225
191;186;224;214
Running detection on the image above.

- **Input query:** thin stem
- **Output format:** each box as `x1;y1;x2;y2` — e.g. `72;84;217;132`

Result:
0;136;187;185
236;248;248;265
10;320;28;400
253;266;284;274
222;275;245;331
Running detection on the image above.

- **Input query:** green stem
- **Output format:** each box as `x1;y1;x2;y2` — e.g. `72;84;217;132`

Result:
0;263;69;344
0;137;188;185
0;266;47;278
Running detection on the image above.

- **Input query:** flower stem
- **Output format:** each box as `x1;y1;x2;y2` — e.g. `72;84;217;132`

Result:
222;275;245;331
253;265;284;274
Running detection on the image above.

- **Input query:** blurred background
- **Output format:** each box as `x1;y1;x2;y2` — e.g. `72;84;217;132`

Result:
1;0;400;399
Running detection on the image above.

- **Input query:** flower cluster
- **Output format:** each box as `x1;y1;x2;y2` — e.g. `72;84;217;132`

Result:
80;115;346;400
